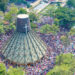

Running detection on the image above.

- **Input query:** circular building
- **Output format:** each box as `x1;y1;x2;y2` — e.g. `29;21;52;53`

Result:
16;14;31;33
2;14;47;65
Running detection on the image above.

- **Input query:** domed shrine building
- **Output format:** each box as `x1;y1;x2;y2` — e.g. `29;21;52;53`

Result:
1;14;47;65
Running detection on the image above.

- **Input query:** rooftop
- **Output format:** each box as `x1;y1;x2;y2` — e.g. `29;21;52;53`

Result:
17;14;29;19
2;31;47;64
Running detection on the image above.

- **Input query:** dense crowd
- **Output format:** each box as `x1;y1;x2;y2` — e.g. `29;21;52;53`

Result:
0;35;11;49
39;32;75;54
0;31;75;75
0;33;56;75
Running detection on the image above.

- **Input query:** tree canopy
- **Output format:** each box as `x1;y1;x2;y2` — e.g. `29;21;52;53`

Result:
0;63;25;75
18;8;27;14
29;12;38;22
0;63;6;75
69;27;75;36
40;24;59;34
0;0;9;12
0;25;5;35
54;7;75;29
47;53;75;75
67;0;75;8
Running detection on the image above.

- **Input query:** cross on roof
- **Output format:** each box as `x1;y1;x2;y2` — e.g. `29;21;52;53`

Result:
24;24;29;34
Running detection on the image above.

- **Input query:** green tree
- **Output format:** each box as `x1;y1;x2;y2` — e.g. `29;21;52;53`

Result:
47;64;72;75
67;0;75;8
0;11;4;23
0;63;6;75
56;53;73;65
9;4;18;15
29;12;38;22
4;23;16;34
69;27;75;36
4;4;18;22
0;63;25;75
54;18;59;25
0;11;4;17
4;12;12;22
9;23;16;30
54;7;75;29
18;8;27;14
50;24;59;35
47;53;75;75
0;25;5;35
9;0;26;4
30;22;38;29
60;35;70;48
7;66;24;75
40;24;51;34
0;0;9;12
40;24;59;34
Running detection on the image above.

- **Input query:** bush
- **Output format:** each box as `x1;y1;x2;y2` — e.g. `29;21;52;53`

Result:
30;22;38;28
0;63;6;75
47;53;75;75
40;24;59;34
9;23;16;30
18;8;27;14
29;12;38;22
0;25;5;35
0;63;25;75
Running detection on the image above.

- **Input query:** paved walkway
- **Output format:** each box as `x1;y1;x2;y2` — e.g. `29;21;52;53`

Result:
34;2;49;13
31;0;41;7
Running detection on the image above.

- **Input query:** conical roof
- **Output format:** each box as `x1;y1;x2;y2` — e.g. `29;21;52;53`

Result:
2;31;47;64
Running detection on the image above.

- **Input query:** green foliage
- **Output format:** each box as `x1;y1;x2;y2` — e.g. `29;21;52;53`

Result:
9;0;26;4
67;0;75;8
0;11;4;17
56;53;73;65
4;12;12;22
0;25;5;35
69;27;75;36
4;4;18;22
0;23;16;35
47;53;75;75
60;35;70;47
0;63;6;75
0;63;25;75
0;11;4;23
7;66;24;75
9;4;18;15
40;24;51;34
4;24;16;33
26;2;31;8
0;0;8;12
54;18;59;25
51;24;59;34
40;24;59;34
47;64;72;75
54;7;75;29
29;12;38;22
30;22;38;29
18;8;27;14
9;23;16;30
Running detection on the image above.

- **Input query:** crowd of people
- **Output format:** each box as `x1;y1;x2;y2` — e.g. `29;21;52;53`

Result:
0;31;75;75
0;35;11;50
